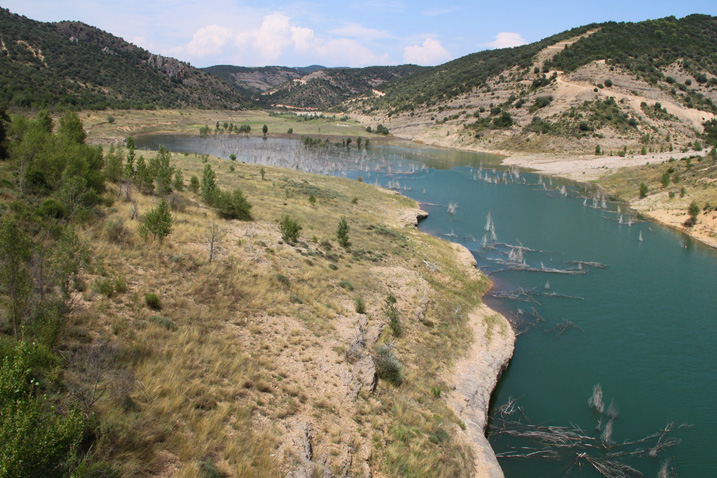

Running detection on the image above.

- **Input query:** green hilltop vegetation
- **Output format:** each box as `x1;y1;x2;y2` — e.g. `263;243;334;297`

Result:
548;15;717;82
0;8;245;110
362;14;716;116
361;24;598;115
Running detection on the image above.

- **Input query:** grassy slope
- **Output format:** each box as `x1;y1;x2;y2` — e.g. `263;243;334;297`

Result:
82;109;375;144
2;124;500;475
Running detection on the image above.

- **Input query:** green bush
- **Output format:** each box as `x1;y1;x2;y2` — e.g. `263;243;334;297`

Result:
138;199;173;243
145;293;161;310
355;297;366;314
94;277;115;297
189;175;200;193
384;293;402;337
213;188;252;221
639;182;648;198
280;215;302;243
339;280;354;291
0;341;84;477
337;217;350;248
374;345;403;386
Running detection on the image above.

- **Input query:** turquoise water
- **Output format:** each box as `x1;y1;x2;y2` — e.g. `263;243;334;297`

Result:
136;135;717;477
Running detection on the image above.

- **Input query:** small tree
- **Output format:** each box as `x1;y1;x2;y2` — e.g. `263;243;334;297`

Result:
201;164;217;203
262;124;268;137
337;217;350;248
214;188;252;220
134;156;154;194
308;194;316;207
150;146;175;197
687;201;700;226
260;168;266;180
189;175;200;193
384;293;402;337
661;171;671;187
138;199;173;243
639;182;648;198
0;217;32;339
206;222;223;263
229;153;236;161
173;169;184;191
280;215;302;243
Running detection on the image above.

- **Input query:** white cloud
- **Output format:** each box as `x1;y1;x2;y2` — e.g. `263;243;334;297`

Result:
169;13;389;67
186;24;234;57
483;32;528;49
403;37;452;66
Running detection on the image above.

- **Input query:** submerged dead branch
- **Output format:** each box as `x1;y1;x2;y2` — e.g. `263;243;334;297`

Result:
490;384;687;477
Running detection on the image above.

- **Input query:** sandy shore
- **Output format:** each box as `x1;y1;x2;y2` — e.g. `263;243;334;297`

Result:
502;150;707;182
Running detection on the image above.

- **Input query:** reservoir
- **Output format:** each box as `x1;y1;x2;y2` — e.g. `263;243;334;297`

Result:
135;135;717;477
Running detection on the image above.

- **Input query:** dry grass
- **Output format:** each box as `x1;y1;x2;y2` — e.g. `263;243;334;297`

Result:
48;126;499;476
81;109;371;145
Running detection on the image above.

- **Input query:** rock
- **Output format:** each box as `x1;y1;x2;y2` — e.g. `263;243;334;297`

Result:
146;54;188;81
286;421;315;478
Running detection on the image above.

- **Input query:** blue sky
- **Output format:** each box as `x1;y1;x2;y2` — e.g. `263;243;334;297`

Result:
4;1;716;68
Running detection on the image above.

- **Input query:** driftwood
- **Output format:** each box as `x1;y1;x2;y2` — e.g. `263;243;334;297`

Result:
490;387;686;478
545;319;585;336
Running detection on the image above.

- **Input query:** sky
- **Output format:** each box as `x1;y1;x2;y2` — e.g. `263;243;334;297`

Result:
3;1;716;68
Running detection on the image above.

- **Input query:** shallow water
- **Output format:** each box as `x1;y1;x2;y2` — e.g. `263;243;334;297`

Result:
136;135;717;477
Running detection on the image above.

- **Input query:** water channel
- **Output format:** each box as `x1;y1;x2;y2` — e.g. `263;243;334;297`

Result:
135;135;717;477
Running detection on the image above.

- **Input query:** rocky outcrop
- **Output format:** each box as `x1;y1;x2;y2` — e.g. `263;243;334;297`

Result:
146;54;188;81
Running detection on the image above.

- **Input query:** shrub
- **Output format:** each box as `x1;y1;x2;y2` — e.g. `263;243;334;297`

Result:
213;188;252;221
145;293;161;310
604;79;613;87
94;277;115;297
279;215;302;243
384;293;402;337
200;164;217;203
355;297;366;314
138;199;173;243
688;201;700;224
639;183;648;198
374;345;403;386
189;175;200;193
339;280;354;291
337;217;350;248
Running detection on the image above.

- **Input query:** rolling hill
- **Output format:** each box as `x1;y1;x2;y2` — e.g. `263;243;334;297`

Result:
0;7;246;109
346;14;717;156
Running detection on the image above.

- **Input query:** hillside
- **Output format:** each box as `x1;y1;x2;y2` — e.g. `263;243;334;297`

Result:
202;65;326;98
0;109;512;477
0;8;245;109
260;65;425;110
347;15;717;157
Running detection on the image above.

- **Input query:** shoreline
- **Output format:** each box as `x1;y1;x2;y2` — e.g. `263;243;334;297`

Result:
445;242;515;478
391;127;717;250
413;211;514;478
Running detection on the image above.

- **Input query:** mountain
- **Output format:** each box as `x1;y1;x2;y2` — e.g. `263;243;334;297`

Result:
0;7;246;109
260;65;425;110
201;65;327;97
203;64;425;110
346;14;717;155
